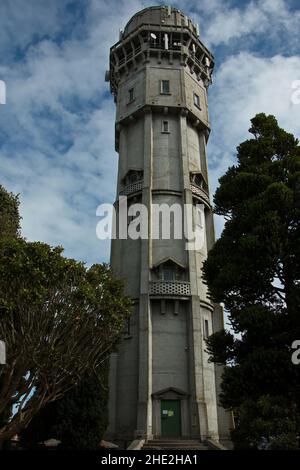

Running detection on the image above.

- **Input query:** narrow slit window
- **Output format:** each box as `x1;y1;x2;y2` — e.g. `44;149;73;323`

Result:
162;120;169;133
194;93;201;109
124;318;131;336
161;80;170;94
204;319;209;339
128;88;134;102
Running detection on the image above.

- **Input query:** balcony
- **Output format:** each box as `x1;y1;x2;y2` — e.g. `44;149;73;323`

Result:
149;281;190;297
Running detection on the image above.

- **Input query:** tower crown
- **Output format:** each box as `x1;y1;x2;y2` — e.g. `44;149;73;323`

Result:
108;5;214;99
123;6;199;37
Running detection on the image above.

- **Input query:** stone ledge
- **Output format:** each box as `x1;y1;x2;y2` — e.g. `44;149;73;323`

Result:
127;439;145;450
205;438;228;450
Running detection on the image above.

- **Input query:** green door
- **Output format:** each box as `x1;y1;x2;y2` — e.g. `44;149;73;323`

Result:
161;400;181;437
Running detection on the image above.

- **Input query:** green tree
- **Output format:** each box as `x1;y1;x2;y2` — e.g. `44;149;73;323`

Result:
0;185;20;238
0;185;20;436
0;187;131;443
203;114;300;450
21;365;109;450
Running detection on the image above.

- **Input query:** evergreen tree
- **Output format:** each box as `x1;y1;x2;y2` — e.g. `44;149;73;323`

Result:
203;114;300;449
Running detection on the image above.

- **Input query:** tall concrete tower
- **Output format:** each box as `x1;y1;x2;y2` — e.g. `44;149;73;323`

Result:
106;6;232;445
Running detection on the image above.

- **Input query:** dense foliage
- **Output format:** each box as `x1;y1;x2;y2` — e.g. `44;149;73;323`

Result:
0;185;131;442
21;365;109;450
203;114;300;449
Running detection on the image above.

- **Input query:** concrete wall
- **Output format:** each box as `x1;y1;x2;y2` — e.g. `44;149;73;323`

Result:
116;62;210;126
152;300;189;393
107;304;139;439
187;122;202;173
152;113;181;191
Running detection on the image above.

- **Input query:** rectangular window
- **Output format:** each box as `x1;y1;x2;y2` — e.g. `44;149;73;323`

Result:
128;88;134;102
162;120;169;133
194;93;201;109
161;264;180;281
161;80;170;94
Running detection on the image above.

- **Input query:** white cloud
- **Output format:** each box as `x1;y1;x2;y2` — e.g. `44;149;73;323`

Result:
204;1;267;46
210;52;300;152
207;51;300;237
0;0;299;263
184;0;300;49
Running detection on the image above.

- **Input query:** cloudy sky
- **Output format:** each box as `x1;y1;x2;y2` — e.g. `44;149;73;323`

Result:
0;0;299;265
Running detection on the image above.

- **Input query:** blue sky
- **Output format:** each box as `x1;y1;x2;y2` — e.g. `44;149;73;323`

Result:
0;0;299;266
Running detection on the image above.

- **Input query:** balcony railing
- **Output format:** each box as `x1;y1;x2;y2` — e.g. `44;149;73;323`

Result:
149;43;182;51
120;180;143;196
149;281;190;297
190;183;210;205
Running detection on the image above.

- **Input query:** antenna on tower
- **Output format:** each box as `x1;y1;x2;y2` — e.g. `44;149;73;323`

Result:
164;33;169;50
167;5;171;17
